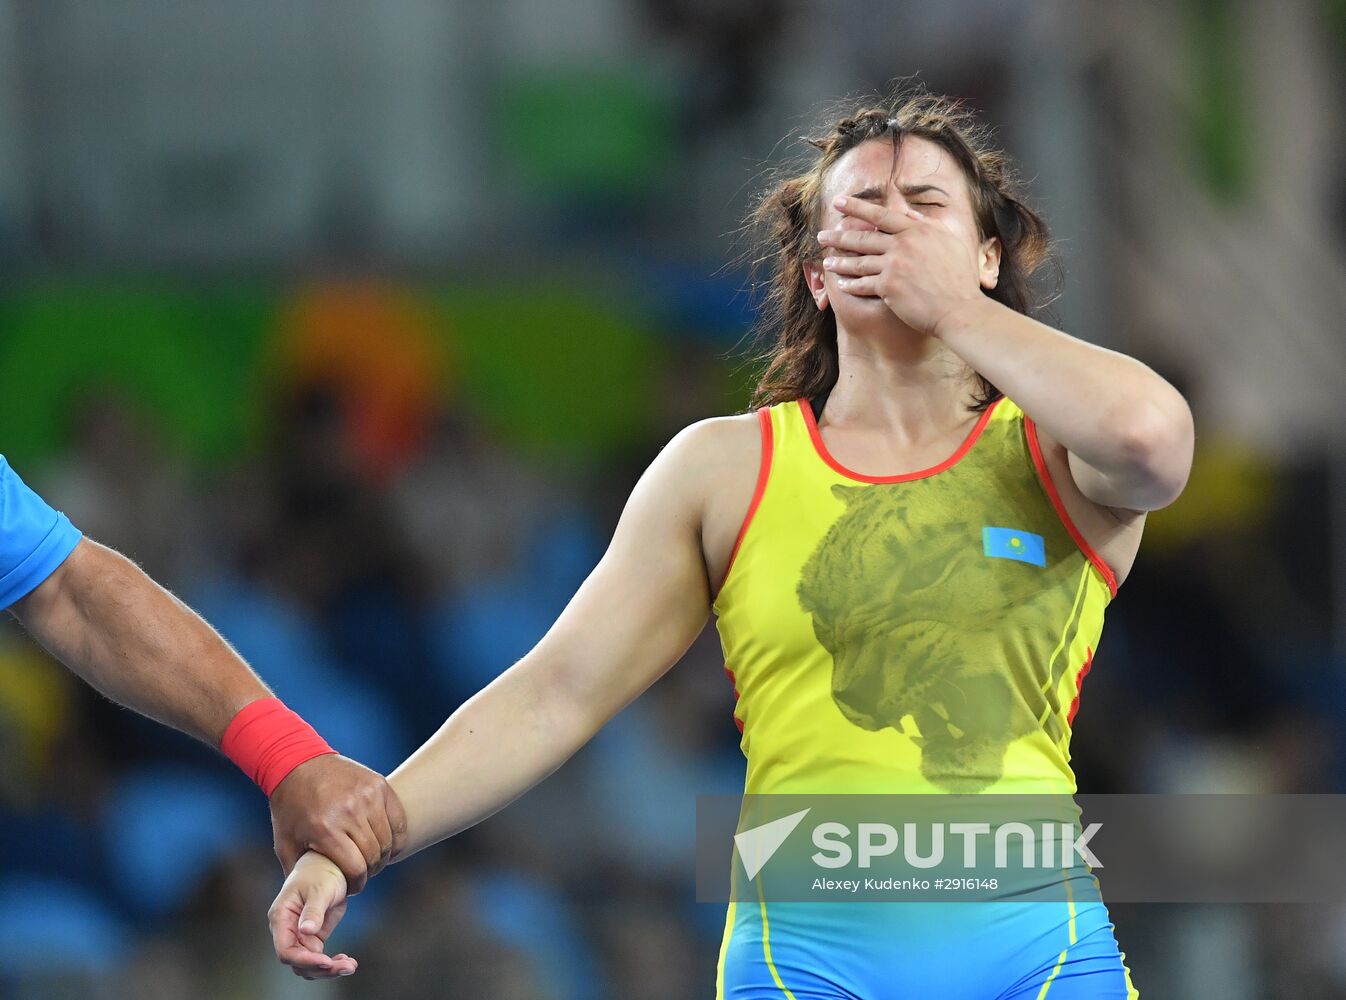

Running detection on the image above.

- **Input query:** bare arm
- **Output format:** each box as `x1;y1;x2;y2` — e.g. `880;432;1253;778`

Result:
390;420;716;854
269;417;736;976
12;538;269;740
11;538;407;889
933;298;1195;513
819;193;1195;514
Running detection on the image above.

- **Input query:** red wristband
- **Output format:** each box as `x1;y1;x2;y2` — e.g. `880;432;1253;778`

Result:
220;697;336;796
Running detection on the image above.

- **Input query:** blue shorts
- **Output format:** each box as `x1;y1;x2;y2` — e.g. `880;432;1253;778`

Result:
716;883;1138;999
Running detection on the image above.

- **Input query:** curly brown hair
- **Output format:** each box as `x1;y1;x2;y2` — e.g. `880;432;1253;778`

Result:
747;86;1055;412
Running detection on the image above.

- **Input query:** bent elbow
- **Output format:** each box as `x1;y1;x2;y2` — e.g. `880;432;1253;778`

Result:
1116;394;1195;510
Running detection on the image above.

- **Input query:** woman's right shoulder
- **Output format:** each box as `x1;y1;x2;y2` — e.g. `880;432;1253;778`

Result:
660;410;766;478
650;411;770;576
649;410;769;532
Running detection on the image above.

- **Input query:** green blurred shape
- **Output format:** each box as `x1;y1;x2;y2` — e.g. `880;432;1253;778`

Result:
1327;0;1346;50
0;279;669;470
0;283;272;470
430;280;660;459
1183;0;1250;204
497;66;672;197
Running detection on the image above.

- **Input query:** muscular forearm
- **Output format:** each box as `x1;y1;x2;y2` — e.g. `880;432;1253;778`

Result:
13;539;410;890
13;539;269;745
934;297;1193;499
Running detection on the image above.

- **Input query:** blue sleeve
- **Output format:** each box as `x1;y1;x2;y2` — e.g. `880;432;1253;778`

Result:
0;456;83;609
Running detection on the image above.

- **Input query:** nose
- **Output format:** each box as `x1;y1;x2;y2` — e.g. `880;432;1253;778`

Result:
837;215;879;233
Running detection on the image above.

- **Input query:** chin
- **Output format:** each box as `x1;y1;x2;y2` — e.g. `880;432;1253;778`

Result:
831;299;927;342
832;295;897;324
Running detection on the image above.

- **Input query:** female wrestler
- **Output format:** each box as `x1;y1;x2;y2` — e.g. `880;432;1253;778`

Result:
269;88;1192;998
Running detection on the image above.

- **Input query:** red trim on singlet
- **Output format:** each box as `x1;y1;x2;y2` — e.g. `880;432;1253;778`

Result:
798;396;1001;484
716;408;771;735
714;407;774;599
724;666;745;733
1023;416;1120;598
1067;646;1094;725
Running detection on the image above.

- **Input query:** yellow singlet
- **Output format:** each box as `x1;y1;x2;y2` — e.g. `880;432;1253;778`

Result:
711;395;1138;999
713;394;1118;797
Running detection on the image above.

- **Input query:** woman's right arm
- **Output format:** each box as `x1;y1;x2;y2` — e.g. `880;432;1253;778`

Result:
269;414;759;977
386;416;728;855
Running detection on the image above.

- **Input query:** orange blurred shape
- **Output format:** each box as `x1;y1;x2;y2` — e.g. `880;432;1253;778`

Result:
278;281;451;481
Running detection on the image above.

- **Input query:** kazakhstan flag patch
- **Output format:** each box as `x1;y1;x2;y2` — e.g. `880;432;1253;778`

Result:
982;526;1046;567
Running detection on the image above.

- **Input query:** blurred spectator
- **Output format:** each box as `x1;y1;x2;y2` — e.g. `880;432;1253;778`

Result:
42;390;209;588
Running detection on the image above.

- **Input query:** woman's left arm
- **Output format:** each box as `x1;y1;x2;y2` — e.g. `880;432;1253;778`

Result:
932;297;1194;513
820;195;1195;515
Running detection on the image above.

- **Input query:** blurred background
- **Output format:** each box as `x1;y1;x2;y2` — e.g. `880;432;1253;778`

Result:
0;0;1344;997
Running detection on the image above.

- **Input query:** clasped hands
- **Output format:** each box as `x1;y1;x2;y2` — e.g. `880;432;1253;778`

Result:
267;755;405;979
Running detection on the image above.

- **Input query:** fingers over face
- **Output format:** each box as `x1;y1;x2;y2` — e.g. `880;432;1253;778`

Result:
832;275;882;297
822;254;881;276
817;228;890;255
833;194;919;233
